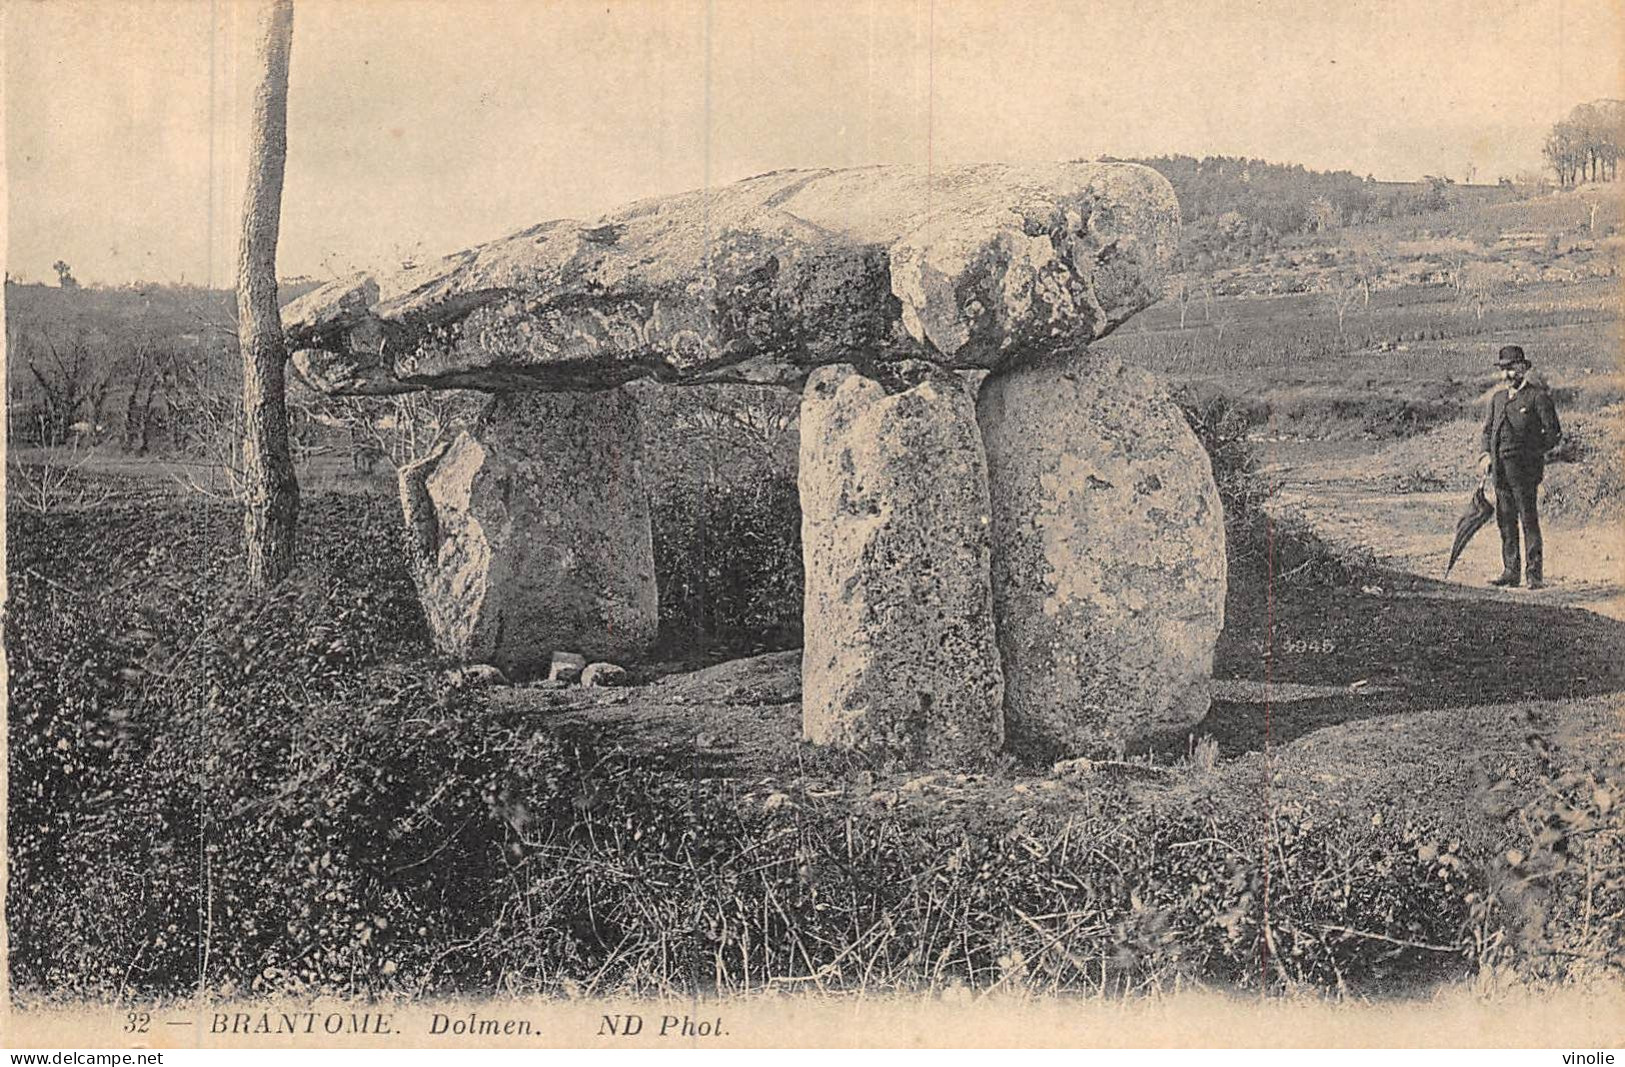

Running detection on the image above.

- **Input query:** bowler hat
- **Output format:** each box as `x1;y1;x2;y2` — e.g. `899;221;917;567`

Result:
1496;344;1530;368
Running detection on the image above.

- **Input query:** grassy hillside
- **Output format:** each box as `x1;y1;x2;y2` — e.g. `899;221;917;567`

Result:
1095;180;1622;453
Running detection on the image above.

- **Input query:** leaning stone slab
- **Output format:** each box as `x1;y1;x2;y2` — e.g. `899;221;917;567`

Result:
285;163;1178;394
398;388;656;676
978;350;1227;761
799;362;1004;767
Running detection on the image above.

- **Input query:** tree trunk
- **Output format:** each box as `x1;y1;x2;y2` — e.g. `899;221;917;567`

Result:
137;379;157;455
123;376;143;452
237;0;299;590
88;389;107;443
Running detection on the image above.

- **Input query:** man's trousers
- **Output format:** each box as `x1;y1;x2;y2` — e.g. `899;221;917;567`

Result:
1493;454;1543;581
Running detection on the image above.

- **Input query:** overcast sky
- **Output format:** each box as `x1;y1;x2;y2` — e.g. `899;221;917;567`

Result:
6;0;1623;287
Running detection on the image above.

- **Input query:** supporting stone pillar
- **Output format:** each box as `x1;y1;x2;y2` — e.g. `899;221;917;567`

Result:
978;349;1227;761
398;387;657;677
798;363;1004;767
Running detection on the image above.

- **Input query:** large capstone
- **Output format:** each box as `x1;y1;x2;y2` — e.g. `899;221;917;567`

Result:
285;163;1178;395
798;363;1004;767
977;350;1227;760
397;388;656;676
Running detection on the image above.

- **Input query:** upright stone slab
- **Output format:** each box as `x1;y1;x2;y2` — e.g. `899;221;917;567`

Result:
978;350;1227;760
799;363;1004;767
397;388;656;676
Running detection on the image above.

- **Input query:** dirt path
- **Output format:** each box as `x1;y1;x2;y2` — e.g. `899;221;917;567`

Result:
1272;452;1625;621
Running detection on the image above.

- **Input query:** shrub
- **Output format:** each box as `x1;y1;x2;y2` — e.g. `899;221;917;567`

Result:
9;491;1610;1001
1470;714;1625;987
1542;405;1625;524
649;474;803;649
1177;389;1373;586
6;493;436;998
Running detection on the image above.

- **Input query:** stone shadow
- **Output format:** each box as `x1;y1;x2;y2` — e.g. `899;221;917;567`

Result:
1192;565;1625;757
509;562;1625;774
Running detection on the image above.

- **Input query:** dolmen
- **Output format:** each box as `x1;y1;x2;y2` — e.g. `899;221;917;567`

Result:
283;162;1226;765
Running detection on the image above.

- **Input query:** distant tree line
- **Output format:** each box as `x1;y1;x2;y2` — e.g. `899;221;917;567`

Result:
5;280;317;459
1116;155;1498;271
1543;99;1624;187
6;282;239;451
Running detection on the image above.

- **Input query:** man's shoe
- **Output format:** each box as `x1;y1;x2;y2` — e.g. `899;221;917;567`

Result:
1488;573;1521;587
1527;576;1546;590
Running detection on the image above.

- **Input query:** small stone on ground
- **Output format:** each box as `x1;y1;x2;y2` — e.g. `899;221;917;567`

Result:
581;662;630;688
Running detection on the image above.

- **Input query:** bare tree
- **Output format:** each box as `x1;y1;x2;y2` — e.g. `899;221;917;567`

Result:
1321;270;1363;341
677;386;798;480
161;349;249;501
1460;262;1512;325
1545;121;1584;187
7;438;113;515
1345;237;1389;334
1167;275;1192;329
11;322;119;446
1442;247;1472;295
120;337;162;454
308;389;476;473
237;0;299;589
1308;195;1338;232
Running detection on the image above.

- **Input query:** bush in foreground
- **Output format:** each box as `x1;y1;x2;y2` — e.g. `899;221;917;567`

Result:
650;474;802;650
10;519;1621;1000
10;432;1621;1003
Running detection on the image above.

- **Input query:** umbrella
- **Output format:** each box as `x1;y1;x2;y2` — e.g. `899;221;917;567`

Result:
1444;476;1495;576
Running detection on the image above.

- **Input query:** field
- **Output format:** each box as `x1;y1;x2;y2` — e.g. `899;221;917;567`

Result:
7;186;1625;1005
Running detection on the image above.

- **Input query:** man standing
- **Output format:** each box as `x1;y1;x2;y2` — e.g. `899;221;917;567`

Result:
1478;344;1562;589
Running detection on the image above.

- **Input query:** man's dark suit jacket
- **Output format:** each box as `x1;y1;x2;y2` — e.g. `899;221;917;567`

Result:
1481;377;1562;481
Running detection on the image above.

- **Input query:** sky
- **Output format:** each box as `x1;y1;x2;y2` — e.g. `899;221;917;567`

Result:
6;0;1623;287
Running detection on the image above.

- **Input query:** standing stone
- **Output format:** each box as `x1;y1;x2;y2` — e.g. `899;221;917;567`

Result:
398;388;656;677
799;363;1004;767
978;349;1227;761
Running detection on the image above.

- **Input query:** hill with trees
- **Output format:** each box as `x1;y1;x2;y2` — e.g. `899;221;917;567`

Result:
1543;99;1624;187
5;278;321;450
1116;155;1516;272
